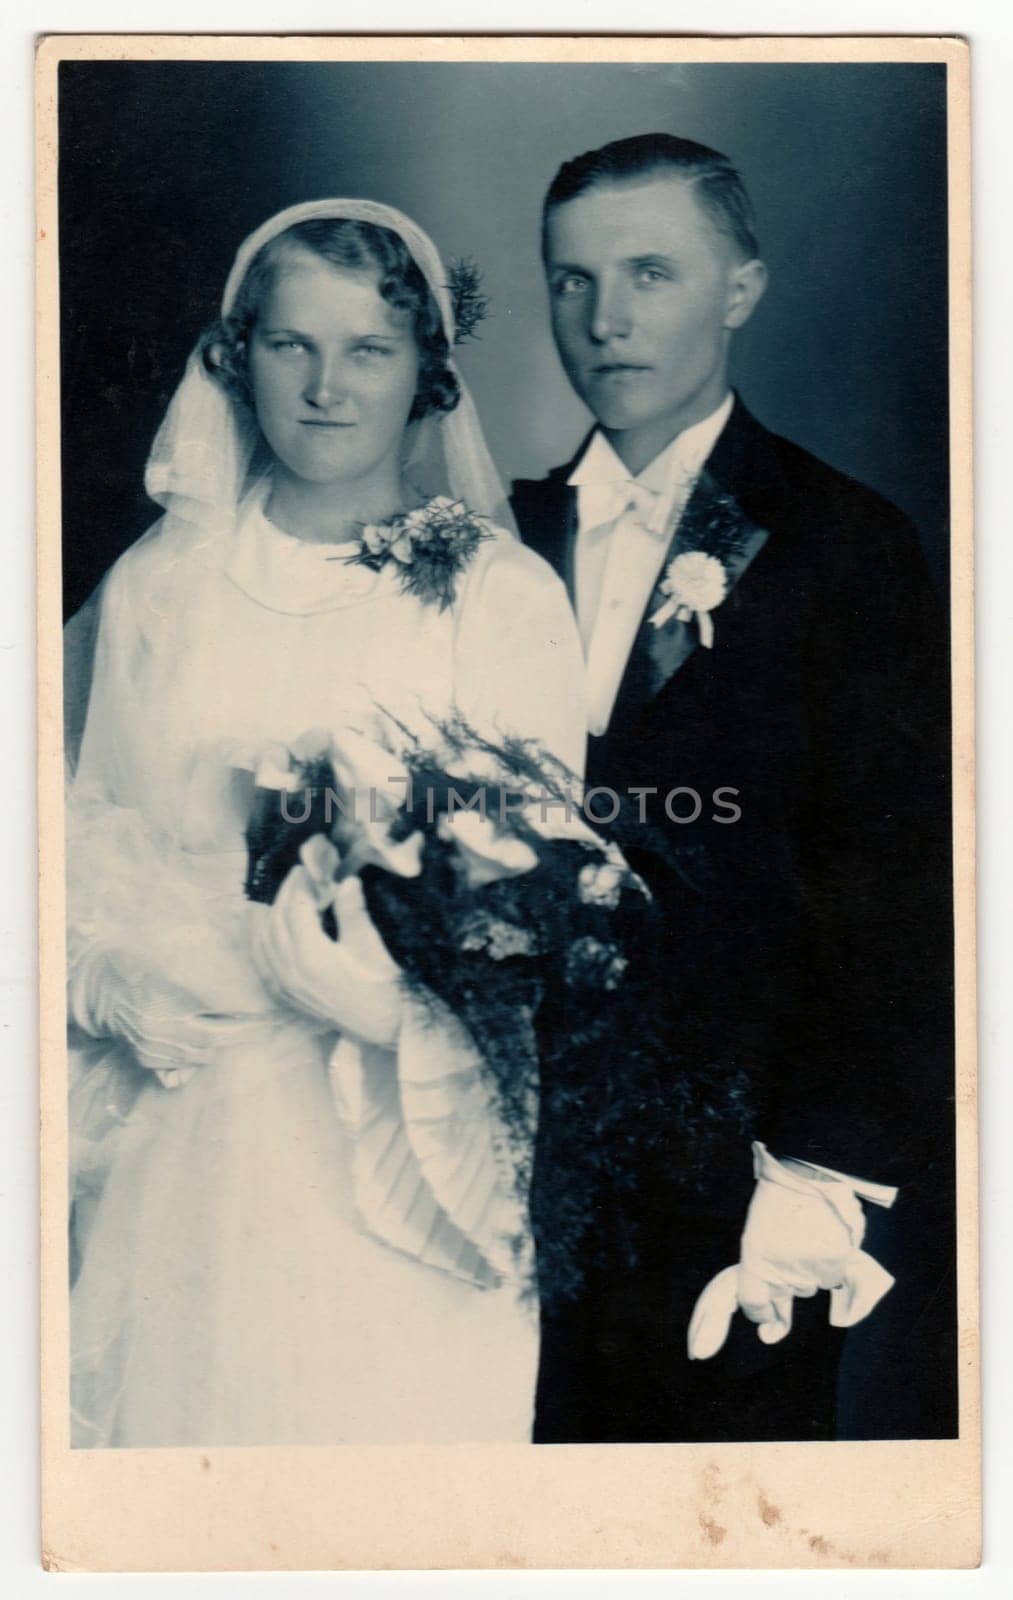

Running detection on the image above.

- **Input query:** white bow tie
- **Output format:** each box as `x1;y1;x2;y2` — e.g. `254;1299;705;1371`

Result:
578;478;670;541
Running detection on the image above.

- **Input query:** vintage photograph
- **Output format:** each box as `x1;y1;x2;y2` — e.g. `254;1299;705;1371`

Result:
38;34;975;1570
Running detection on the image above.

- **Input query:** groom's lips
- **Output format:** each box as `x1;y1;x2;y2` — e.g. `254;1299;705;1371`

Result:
301;419;355;426
592;362;653;376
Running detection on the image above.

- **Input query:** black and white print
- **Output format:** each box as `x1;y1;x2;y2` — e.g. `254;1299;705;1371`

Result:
58;56;957;1452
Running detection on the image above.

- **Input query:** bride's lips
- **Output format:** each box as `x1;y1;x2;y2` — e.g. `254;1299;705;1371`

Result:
301;419;356;427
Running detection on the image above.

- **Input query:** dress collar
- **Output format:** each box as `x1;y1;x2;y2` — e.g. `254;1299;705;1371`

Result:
224;485;393;615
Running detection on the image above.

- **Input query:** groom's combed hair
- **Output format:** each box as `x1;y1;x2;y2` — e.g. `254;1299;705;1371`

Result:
543;133;759;261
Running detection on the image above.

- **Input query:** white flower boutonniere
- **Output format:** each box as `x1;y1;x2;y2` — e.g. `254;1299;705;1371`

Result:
650;550;728;648
645;480;762;650
349;496;493;610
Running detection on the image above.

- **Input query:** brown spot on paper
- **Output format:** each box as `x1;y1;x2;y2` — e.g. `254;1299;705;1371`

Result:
758;1492;782;1527
697;1462;727;1545
699;1515;727;1547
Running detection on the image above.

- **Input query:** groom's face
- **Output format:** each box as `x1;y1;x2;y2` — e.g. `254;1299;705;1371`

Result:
544;175;756;464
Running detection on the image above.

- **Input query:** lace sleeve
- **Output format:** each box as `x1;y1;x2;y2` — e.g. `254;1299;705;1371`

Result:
64;551;270;1056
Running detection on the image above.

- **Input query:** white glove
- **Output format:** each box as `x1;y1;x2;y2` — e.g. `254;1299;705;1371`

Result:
66;798;277;1088
687;1141;897;1360
68;942;270;1089
251;860;403;1046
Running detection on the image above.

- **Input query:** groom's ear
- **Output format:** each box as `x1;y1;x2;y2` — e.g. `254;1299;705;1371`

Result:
723;258;768;331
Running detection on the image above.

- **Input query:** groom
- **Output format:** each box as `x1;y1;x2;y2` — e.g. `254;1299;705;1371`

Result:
512;134;954;1443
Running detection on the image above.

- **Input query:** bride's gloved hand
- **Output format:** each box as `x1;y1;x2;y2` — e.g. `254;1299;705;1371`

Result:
68;941;269;1089
687;1141;897;1360
66;800;279;1088
251;861;403;1046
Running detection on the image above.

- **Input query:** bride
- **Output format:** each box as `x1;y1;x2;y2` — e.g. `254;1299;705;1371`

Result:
65;199;586;1447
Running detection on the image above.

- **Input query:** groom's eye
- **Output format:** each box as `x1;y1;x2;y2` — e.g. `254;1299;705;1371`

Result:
633;265;672;287
552;273;591;298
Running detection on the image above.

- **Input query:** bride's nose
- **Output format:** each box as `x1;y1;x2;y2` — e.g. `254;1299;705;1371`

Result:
305;351;347;410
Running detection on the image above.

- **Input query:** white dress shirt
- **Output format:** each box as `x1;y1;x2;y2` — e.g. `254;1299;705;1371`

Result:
569;392;734;737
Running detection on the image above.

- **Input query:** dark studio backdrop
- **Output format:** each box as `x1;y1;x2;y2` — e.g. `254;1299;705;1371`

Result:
57;59;957;1440
58;59;950;619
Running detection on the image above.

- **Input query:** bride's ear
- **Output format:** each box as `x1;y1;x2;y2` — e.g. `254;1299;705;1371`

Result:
724;258;768;331
200;328;251;405
202;336;243;376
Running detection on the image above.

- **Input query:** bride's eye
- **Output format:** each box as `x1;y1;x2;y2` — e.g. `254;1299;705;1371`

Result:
268;338;306;353
354;342;394;360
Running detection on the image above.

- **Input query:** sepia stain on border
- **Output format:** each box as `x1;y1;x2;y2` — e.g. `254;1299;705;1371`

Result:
702;1461;723;1500
757;1491;783;1527
494;1550;527;1568
699;1514;727;1547
697;1462;727;1547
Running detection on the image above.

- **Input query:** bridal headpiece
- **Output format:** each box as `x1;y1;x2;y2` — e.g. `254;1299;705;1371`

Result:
143;198;514;545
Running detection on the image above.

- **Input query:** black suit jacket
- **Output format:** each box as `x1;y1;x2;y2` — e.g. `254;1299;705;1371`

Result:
512;397;954;1189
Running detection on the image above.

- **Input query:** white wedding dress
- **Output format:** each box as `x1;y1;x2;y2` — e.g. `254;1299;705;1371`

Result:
67;488;586;1447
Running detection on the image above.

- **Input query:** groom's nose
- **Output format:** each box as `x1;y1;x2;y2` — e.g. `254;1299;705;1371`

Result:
588;278;633;344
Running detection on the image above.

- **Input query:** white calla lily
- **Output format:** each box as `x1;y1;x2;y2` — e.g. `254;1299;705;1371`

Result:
252;744;301;793
327;726;411;811
299;835;341;908
438;809;539;889
326;728;422;880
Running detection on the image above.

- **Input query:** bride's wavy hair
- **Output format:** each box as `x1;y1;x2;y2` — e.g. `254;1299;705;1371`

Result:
201;218;461;423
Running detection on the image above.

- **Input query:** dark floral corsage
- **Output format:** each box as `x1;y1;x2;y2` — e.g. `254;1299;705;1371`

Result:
650;478;760;649
447;257;489;343
348;496;493;611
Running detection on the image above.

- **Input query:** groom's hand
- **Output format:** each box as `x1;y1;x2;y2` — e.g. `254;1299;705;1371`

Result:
687;1142;896;1360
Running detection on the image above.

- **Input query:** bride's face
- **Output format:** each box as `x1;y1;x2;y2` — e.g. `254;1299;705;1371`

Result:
247;246;421;489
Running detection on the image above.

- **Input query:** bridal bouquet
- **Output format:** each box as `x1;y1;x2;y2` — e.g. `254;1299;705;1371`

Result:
245;718;754;1305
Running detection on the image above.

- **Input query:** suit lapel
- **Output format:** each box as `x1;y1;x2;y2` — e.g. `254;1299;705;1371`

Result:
559;485;578;609
511;433;591;605
515;403;788;736
605;400;781;721
696;394;789;530
641;482;770;701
